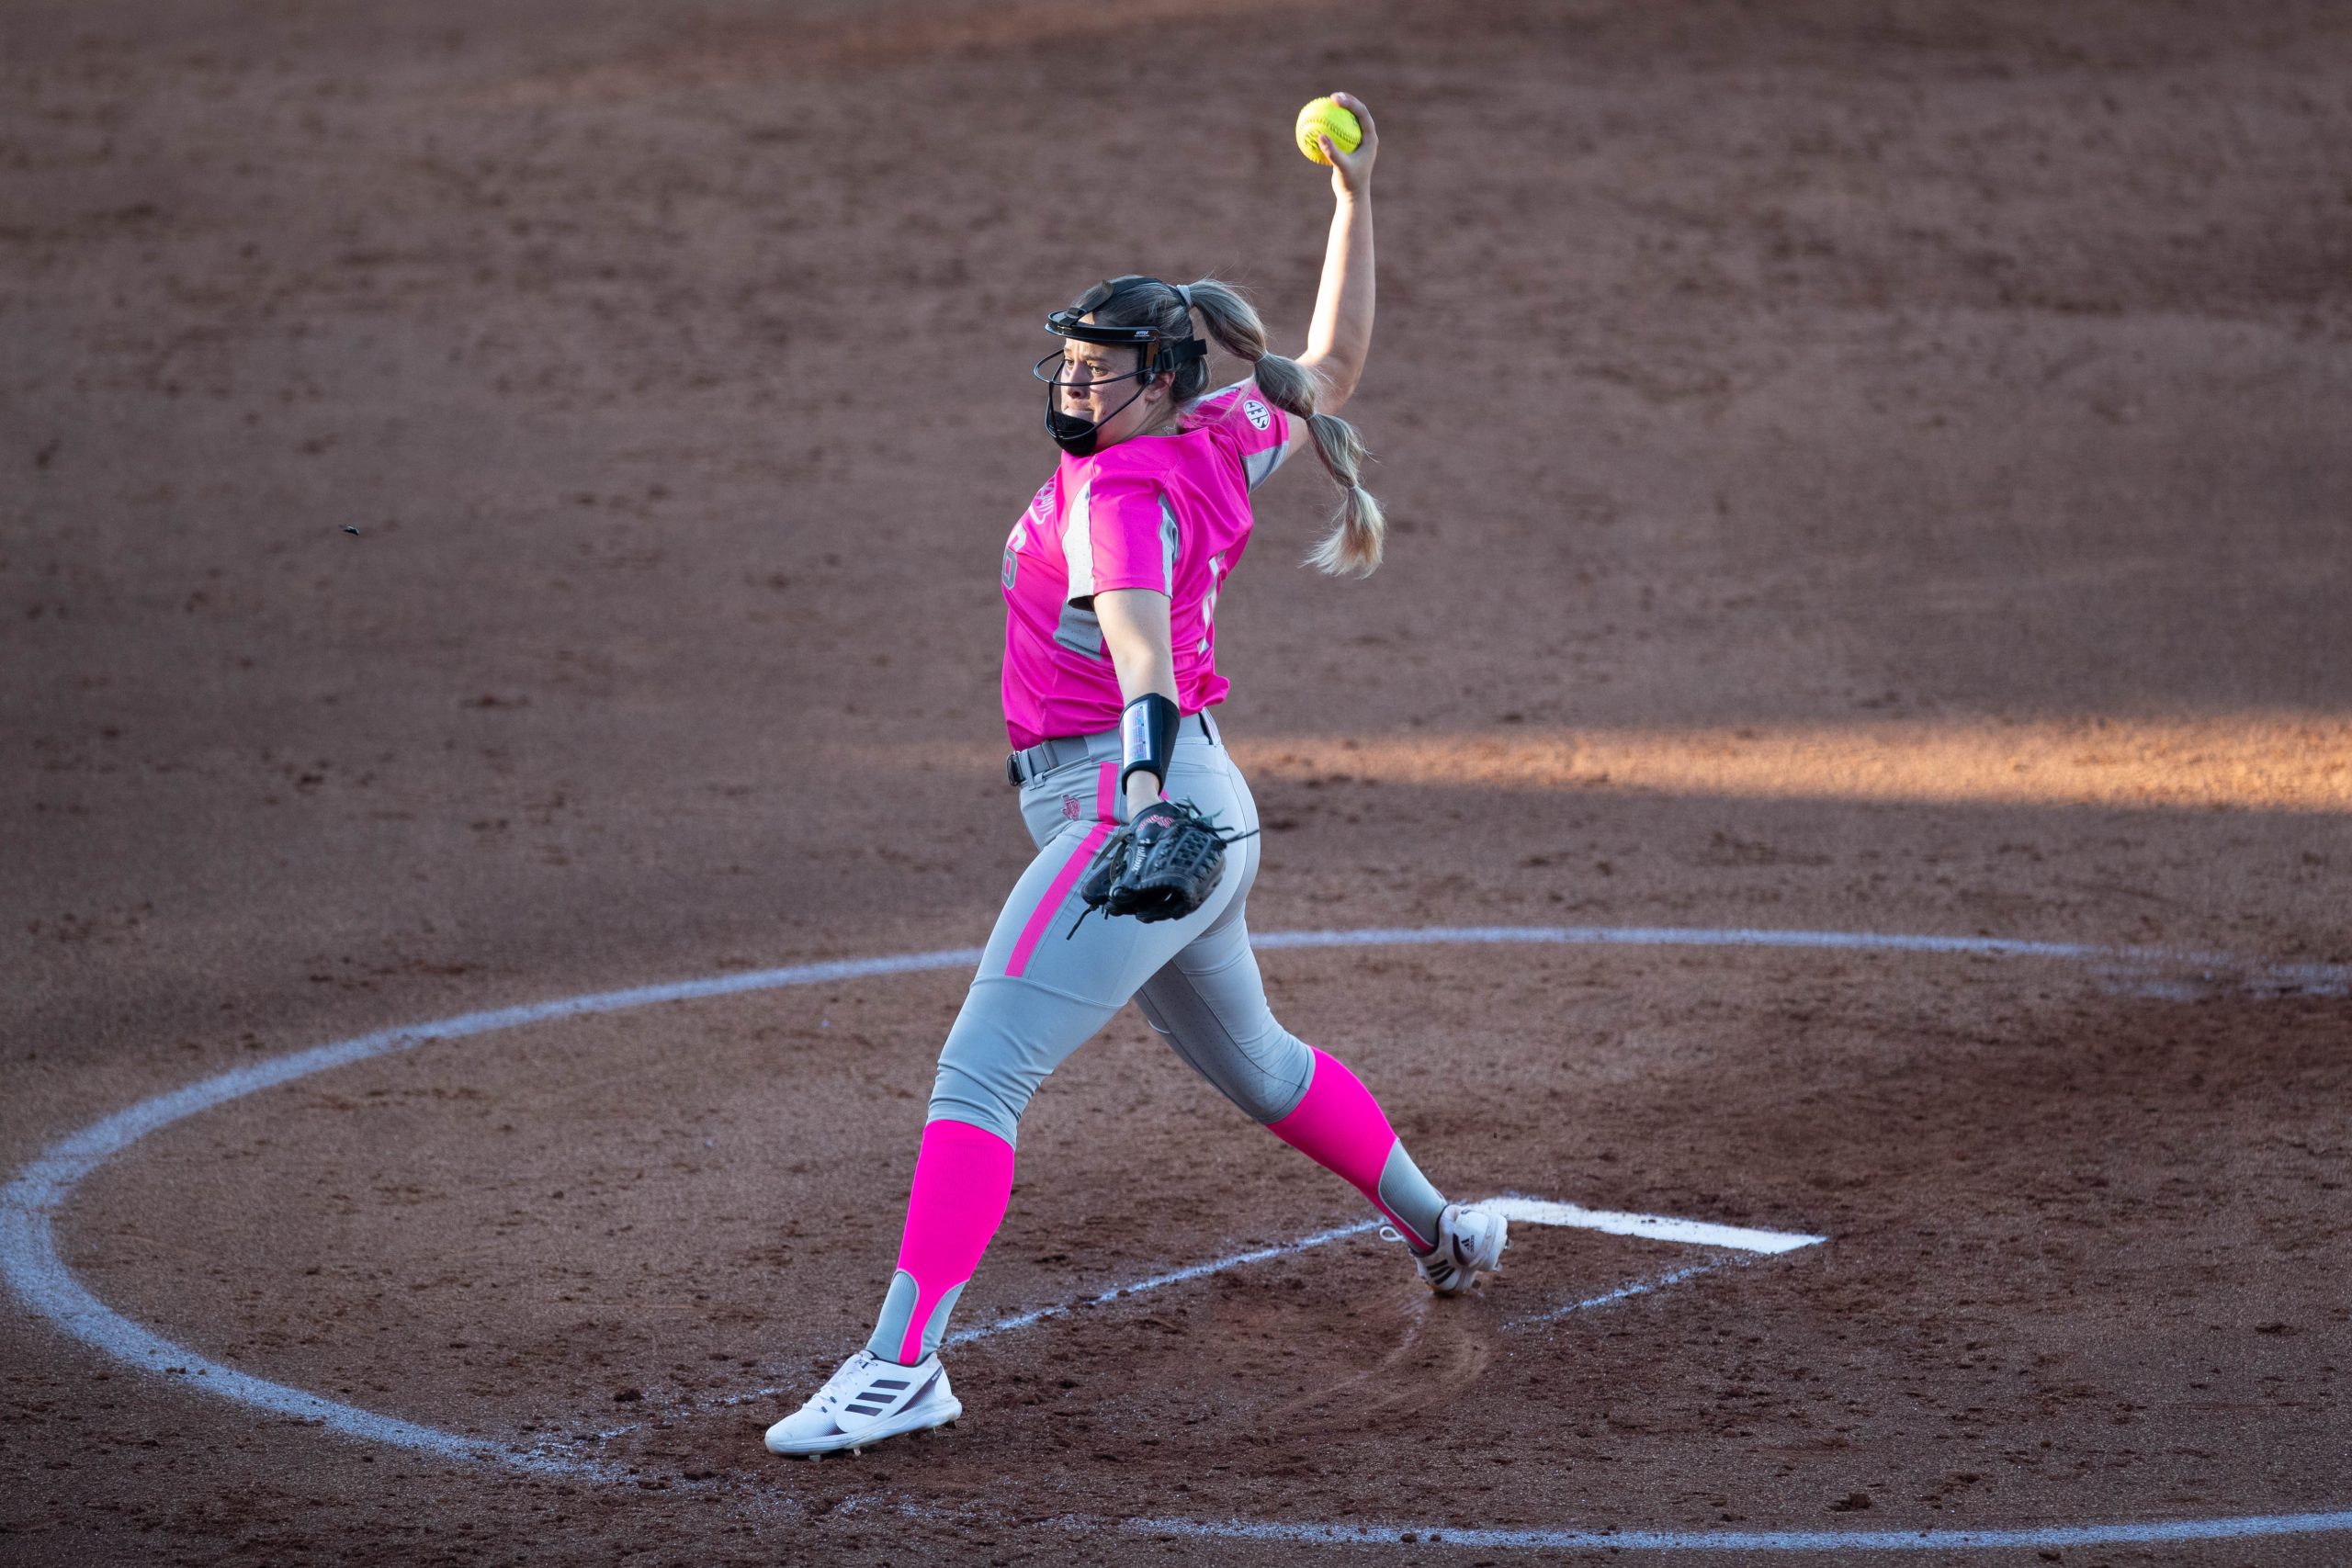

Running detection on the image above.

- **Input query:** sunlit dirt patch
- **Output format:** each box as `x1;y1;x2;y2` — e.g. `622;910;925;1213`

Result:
863;714;2352;813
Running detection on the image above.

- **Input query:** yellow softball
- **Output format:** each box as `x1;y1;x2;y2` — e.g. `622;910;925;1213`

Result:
1295;96;1362;165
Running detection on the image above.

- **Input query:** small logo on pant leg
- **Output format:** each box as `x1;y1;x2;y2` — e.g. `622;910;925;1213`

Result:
1060;794;1083;821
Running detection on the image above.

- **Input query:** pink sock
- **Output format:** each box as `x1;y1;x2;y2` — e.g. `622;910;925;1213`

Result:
867;1118;1014;1365
1266;1047;1445;1252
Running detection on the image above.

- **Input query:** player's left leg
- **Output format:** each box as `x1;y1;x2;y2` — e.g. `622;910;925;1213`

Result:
1135;914;1502;1283
1131;748;1505;1288
1133;953;1428;1249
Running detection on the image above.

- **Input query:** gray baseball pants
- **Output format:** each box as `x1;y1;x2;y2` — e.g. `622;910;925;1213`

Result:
865;713;1453;1364
928;712;1317;1138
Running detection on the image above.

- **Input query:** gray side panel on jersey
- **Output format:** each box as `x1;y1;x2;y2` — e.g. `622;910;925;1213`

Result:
1055;598;1104;657
1374;1140;1448;1253
864;1269;922;1362
1068;479;1101;602
1243;438;1292;492
1062;481;1097;598
1158;495;1180;592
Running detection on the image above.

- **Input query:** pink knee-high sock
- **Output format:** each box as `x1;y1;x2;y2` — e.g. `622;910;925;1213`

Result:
1266;1047;1445;1252
872;1118;1014;1365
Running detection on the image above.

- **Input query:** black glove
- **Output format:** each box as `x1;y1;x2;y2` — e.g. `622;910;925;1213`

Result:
1070;799;1255;932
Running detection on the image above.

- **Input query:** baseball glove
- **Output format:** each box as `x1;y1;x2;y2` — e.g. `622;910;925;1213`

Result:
1069;799;1256;934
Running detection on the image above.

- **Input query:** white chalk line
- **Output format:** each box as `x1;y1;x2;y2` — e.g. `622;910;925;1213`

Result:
866;1498;2352;1554
1101;1507;2352;1553
4;922;2346;1554
594;1195;1816;1441
944;1218;1386;1350
579;1216;1391;1440
1251;926;2349;998
2;948;984;1481
1505;1257;1737;1328
1484;1195;1821;1255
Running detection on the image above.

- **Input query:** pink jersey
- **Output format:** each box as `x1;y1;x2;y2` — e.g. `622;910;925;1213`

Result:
1000;379;1295;749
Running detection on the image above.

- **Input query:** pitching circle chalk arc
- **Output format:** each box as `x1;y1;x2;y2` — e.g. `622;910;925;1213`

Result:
3;925;2345;1551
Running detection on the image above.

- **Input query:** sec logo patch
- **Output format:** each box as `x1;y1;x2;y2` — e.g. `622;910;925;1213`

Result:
1242;398;1271;432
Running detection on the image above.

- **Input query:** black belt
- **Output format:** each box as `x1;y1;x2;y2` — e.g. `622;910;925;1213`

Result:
1007;710;1219;786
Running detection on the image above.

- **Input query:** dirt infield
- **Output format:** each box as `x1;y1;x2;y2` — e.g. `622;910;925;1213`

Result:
6;1;2348;1562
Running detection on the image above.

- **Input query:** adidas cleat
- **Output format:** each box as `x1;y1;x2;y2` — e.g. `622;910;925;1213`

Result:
763;1348;962;1457
1407;1201;1509;1295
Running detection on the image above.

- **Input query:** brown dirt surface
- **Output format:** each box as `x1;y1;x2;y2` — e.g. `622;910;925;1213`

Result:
6;1;2349;1563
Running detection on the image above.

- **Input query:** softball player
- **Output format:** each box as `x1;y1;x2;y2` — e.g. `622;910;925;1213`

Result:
767;95;1506;1458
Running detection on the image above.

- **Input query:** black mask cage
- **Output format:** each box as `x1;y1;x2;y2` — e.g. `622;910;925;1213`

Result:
1040;276;1207;386
1036;276;1207;456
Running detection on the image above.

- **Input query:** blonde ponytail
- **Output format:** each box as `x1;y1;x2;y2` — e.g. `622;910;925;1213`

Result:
1183;278;1387;577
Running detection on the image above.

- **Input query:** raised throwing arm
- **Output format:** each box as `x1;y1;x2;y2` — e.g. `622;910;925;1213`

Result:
1295;92;1378;417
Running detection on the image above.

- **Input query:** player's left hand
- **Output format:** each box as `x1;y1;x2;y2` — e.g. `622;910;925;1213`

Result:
1073;799;1254;928
1322;92;1378;200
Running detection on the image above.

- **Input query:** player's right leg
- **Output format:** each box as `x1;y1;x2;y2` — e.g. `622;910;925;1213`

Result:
766;747;1247;1457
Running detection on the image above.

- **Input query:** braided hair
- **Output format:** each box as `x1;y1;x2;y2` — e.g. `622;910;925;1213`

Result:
1070;276;1387;577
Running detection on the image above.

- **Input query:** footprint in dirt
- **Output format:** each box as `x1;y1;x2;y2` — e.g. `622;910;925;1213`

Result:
1260;1287;1501;1436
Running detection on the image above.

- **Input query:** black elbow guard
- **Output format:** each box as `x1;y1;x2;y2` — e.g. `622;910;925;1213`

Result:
1120;693;1182;796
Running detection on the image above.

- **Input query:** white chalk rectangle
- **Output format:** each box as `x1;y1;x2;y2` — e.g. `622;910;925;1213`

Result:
1486;1195;1824;1255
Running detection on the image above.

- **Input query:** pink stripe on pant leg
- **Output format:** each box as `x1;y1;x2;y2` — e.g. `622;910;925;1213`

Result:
1265;1047;1430;1250
1005;820;1112;978
892;1118;1016;1364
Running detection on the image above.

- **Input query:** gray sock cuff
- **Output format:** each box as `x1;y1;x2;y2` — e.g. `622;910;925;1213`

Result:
1376;1140;1447;1252
864;1269;922;1362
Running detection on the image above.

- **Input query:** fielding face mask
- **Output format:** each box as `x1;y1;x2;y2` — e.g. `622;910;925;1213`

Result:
1035;349;1159;457
1036;276;1206;457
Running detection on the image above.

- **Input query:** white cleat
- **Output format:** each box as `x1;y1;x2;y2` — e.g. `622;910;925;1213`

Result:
763;1349;962;1457
1405;1202;1509;1295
